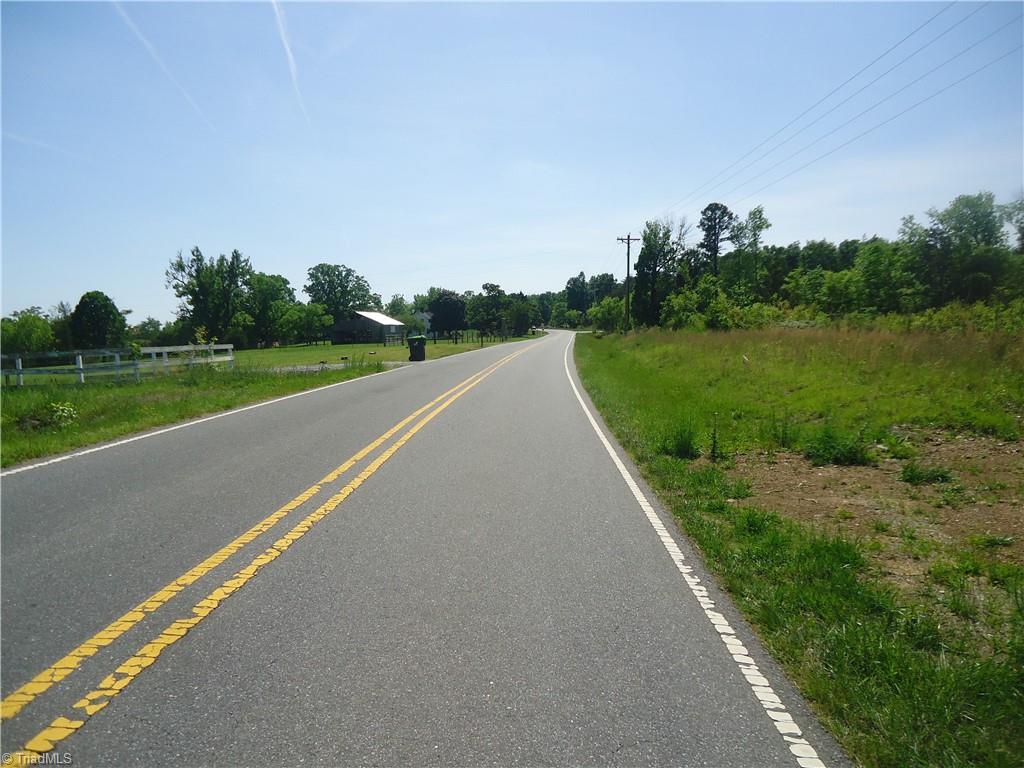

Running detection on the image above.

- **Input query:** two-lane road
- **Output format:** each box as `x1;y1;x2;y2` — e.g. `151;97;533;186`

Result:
2;331;849;767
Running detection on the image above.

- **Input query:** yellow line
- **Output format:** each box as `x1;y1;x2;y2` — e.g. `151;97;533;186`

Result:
5;343;535;764
0;348;522;722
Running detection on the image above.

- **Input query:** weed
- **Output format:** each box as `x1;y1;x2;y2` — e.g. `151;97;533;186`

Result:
970;534;1015;549
709;412;727;462
901;462;953;485
659;423;701;460
872;520;891;533
804;424;874;466
879;431;916;459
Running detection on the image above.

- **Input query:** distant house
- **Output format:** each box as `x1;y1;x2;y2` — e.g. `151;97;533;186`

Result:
413;311;433;333
331;310;405;344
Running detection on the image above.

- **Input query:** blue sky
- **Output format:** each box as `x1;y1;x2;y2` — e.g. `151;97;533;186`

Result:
3;1;1022;322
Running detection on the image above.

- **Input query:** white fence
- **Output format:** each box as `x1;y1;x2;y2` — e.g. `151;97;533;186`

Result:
1;345;234;385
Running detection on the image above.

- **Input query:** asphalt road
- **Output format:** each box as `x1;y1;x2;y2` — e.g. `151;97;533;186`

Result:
1;331;850;767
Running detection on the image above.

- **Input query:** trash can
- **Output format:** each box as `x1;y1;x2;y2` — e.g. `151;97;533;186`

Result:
407;335;426;362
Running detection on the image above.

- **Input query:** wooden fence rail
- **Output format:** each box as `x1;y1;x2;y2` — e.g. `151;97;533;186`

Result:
1;345;234;386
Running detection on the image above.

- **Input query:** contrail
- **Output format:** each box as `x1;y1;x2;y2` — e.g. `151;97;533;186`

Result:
3;132;94;164
111;1;215;131
271;0;311;125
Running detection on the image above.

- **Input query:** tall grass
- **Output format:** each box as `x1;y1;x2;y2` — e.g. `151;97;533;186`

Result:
575;328;1024;768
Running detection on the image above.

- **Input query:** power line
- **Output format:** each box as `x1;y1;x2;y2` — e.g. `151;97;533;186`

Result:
717;12;1021;200
734;44;1023;205
694;2;993;205
658;1;957;216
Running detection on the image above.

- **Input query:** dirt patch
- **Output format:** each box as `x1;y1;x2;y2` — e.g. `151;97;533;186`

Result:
732;432;1023;562
729;432;1023;633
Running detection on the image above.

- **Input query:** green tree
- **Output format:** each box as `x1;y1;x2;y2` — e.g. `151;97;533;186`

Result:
530;291;560;324
632;219;676;326
697;203;737;277
48;301;74;350
166;247;253;340
245;273;295;346
280;303;332;345
819;270;864;316
466;283;508;334
837;239;861;270
504;293;538;335
226;311;255;348
565;272;590;313
130;317;165;345
427;289;467;336
1000;197;1024;253
303;263;381;322
386;294;410;318
587;273;618;303
1;308;56;353
549;299;569;327
929;191;1006;250
855;240;923;313
781;267;826;307
589;296;625;332
563;309;584;328
69;291;127;348
800;240;840;271
659;289;701;330
412;287;444;313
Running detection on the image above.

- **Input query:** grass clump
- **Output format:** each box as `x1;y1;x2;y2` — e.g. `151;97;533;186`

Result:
659;423;701;460
901;461;954;485
803;424;874;466
970;534;1015;550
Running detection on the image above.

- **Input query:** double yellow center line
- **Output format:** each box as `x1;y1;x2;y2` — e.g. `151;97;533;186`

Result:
3;342;537;763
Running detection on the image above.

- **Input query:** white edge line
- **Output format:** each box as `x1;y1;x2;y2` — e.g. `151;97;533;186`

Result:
562;333;829;768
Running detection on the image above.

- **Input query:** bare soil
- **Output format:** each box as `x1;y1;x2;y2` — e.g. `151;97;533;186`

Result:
729;430;1023;635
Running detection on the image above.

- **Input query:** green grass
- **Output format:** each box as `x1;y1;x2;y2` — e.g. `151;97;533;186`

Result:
901;461;955;486
233;336;529;368
575;327;1024;768
1;335;539;467
0;363;379;466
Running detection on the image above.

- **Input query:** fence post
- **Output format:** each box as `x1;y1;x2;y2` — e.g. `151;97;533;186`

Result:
134;357;141;383
114;352;121;381
228;348;234;370
150;351;157;378
162;350;169;374
75;354;85;384
15;357;23;386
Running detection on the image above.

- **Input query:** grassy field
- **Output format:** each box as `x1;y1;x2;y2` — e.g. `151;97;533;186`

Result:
575;328;1024;768
233;336;525;368
1;335;536;467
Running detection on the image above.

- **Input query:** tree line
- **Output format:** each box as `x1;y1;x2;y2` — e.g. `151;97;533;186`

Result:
4;190;1020;354
582;191;1024;333
1;249;563;354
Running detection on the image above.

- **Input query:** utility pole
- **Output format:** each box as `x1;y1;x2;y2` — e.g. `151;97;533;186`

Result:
617;233;640;331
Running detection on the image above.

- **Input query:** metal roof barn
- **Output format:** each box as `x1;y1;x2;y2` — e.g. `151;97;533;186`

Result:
331;310;406;344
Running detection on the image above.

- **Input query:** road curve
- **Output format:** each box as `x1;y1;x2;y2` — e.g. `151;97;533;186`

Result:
1;331;849;767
